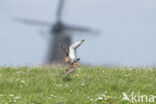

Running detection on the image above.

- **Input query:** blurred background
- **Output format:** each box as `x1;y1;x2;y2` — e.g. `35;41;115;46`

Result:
0;0;156;67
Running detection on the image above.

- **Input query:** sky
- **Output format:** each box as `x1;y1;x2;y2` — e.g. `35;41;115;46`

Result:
0;0;156;66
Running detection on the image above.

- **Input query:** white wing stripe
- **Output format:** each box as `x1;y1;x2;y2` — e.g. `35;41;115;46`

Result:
69;40;84;60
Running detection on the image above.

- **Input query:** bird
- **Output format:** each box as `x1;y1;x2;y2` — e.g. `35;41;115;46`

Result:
59;39;85;75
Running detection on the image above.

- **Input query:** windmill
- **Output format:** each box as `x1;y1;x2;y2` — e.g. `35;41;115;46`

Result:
14;0;97;64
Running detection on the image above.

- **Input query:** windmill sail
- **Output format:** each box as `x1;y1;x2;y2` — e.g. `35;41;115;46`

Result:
13;17;50;26
56;0;65;21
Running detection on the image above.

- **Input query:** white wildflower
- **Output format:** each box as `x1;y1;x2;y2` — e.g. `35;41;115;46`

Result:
50;94;54;97
75;74;79;77
82;83;85;86
15;96;22;99
50;94;56;97
96;96;103;100
90;98;93;100
0;94;3;97
21;80;25;83
10;94;14;97
13;100;16;103
101;94;106;97
56;84;62;87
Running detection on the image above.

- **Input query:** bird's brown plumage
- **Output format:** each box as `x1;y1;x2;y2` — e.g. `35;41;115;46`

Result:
59;40;82;75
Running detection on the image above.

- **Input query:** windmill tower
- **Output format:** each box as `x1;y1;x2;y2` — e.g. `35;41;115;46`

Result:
14;0;97;64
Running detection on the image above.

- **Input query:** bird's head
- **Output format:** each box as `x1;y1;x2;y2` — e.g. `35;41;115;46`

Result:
64;56;70;63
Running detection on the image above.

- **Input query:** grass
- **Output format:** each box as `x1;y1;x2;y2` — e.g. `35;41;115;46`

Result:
0;66;155;104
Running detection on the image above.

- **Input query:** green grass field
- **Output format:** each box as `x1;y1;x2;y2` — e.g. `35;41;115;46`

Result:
0;66;155;104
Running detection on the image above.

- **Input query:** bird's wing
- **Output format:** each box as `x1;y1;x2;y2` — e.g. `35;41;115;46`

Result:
58;42;68;56
69;40;84;59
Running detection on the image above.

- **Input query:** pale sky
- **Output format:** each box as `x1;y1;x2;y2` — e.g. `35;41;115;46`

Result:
0;0;156;66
